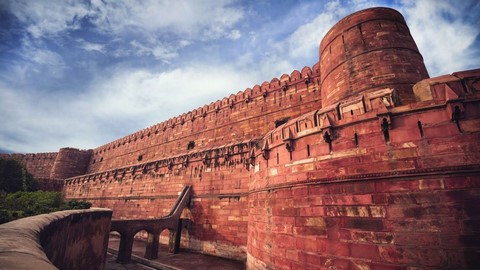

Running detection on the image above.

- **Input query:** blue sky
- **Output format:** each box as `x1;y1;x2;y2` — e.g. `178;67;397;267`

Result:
1;0;479;153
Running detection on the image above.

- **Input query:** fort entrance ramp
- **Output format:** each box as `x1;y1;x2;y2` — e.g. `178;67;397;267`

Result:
110;185;192;264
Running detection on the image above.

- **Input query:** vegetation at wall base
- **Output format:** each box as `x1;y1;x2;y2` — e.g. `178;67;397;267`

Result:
0;158;38;193
0;157;92;224
0;190;92;224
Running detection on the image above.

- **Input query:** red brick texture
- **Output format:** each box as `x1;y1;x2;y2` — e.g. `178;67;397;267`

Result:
319;7;429;107
0;152;58;179
7;7;480;269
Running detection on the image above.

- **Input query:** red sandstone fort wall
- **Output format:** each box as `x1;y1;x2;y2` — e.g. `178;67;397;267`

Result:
0;148;92;191
6;7;480;269
0;152;58;179
247;70;480;268
319;7;429;107
86;65;321;174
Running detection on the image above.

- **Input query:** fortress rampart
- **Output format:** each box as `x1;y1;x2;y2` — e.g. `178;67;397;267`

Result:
3;7;480;269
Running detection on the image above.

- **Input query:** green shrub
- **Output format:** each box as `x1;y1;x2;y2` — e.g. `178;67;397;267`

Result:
65;200;92;209
0;191;91;224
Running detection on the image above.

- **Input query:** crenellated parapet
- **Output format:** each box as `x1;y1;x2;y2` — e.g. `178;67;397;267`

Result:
254;69;480;168
86;65;321;173
0;152;58;180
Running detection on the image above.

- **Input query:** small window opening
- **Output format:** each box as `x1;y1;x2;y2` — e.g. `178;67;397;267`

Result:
324;132;332;153
276;153;279;164
350;109;354;116
354;133;359;146
137;155;143;162
417;121;424;138
307;145;310;157
275;118;290;128
452;106;463;132
187;141;195;150
381;118;390;142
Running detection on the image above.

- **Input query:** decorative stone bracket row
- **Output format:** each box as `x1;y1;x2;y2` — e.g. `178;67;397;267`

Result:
258;86;470;160
65;140;260;185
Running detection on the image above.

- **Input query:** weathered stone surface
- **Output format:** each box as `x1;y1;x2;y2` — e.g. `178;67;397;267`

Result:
0;209;112;270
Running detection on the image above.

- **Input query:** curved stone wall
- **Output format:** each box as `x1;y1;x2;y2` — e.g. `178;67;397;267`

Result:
246;70;480;269
50;147;92;179
319;7;429;107
0;208;112;270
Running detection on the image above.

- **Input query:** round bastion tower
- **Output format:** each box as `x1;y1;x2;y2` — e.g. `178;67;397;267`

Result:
49;147;92;179
319;7;429;107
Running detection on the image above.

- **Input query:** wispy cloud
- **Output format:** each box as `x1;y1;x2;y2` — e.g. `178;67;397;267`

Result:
77;40;105;53
0;64;261;152
8;0;90;38
1;0;478;153
399;0;480;76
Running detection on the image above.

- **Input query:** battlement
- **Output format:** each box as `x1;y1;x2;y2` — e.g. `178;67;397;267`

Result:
0;152;58;179
92;65;319;157
85;65;321;174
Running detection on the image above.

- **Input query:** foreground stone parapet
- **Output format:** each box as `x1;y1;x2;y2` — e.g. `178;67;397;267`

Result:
0;208;112;270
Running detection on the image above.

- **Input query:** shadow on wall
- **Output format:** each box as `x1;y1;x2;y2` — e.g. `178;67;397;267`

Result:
0;208;112;270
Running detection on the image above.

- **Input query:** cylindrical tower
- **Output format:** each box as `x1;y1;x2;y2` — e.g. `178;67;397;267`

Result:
319;7;429;107
50;147;92;179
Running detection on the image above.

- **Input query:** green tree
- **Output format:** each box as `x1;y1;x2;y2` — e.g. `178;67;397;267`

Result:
0;158;38;193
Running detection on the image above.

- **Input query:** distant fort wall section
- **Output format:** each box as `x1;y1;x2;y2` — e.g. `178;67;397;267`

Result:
1;148;92;191
0;152;58;179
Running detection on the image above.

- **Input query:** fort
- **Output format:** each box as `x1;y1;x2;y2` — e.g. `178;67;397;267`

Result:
1;7;480;269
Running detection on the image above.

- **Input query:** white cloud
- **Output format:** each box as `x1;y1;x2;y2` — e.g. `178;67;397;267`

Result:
399;0;480;76
13;43;66;79
29;48;64;66
227;29;242;40
9;0;90;38
0;63;261;153
281;0;479;76
129;40;185;63
286;11;337;60
77;40;105;53
8;0;245;63
86;64;259;124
